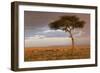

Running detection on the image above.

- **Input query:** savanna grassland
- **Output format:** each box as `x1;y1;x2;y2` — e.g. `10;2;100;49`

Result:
24;45;90;61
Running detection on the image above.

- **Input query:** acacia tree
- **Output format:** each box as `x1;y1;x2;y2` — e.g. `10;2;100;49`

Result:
49;15;85;54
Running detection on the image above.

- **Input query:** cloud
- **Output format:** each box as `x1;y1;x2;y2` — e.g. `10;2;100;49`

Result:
74;31;85;37
33;29;68;38
72;29;85;37
42;30;55;33
42;29;64;33
27;35;46;39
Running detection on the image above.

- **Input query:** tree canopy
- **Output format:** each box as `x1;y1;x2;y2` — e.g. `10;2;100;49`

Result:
49;15;85;32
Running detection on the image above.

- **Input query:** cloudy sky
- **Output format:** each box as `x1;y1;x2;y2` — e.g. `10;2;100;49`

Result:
24;11;90;48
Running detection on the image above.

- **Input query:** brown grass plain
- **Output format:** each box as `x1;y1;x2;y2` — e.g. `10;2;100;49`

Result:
24;45;90;61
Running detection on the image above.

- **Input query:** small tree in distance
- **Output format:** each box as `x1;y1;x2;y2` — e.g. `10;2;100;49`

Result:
49;15;85;55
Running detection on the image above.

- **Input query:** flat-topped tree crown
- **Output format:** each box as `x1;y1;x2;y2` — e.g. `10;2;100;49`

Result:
49;15;85;32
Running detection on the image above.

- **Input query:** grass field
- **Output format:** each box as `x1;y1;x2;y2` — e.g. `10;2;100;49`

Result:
24;45;90;61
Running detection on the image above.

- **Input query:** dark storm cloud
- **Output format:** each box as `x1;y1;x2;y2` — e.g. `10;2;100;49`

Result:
24;11;90;37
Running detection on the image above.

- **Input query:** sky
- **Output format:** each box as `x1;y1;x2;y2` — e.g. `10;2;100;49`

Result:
24;11;90;48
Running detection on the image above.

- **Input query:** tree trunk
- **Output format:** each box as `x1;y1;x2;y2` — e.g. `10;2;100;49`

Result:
69;31;74;55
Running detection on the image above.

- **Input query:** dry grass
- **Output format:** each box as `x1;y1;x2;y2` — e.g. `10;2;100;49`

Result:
24;46;90;61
